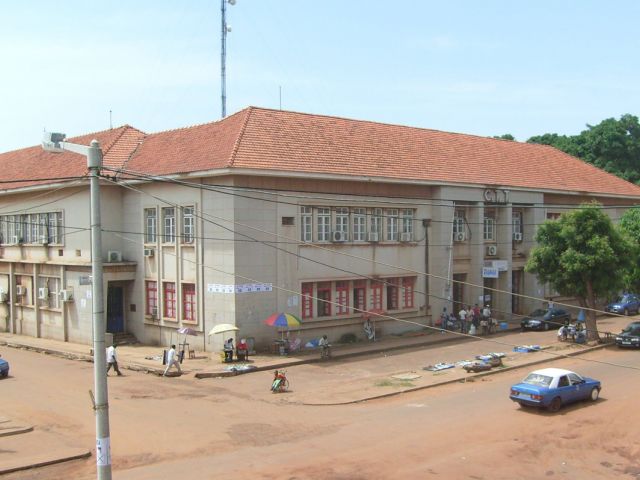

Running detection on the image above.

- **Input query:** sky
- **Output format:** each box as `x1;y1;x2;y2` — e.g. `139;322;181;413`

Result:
2;1;640;153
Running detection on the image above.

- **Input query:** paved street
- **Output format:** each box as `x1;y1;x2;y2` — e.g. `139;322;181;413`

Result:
1;314;638;479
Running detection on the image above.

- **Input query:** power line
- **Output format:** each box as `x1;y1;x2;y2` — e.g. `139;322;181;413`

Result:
105;190;640;372
101;167;639;230
102;176;624;333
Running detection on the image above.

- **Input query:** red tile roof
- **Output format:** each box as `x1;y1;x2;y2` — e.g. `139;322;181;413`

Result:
127;107;640;198
3;108;640;198
0;126;145;191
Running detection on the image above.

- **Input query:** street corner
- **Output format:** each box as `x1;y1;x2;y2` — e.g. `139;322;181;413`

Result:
0;419;91;476
0;416;33;438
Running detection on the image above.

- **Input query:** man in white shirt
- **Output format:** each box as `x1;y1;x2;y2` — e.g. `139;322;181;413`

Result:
458;307;468;334
106;344;123;376
163;344;182;376
319;335;331;359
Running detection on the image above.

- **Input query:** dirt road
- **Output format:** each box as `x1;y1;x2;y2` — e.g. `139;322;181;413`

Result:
2;335;639;479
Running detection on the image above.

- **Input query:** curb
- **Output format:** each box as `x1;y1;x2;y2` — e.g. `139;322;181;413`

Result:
0;426;33;437
296;343;610;406
0;450;91;476
0;340;169;376
194;329;517;378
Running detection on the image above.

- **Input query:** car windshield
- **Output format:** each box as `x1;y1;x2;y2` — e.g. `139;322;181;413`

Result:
622;323;640;334
615;295;630;303
529;309;546;317
522;373;552;387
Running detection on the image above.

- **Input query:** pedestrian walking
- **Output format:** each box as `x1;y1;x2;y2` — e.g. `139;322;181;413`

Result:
106;344;123;376
163;344;182;376
458;306;468;334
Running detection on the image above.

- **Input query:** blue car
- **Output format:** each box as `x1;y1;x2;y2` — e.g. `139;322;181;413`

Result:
0;356;8;377
509;368;601;412
605;294;640;316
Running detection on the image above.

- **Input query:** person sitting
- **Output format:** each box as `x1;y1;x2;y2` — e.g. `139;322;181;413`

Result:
558;323;568;341
271;369;287;392
236;338;248;361
223;338;234;362
319;335;331;358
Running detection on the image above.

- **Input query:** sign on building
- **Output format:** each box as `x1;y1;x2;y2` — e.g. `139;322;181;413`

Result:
482;267;499;278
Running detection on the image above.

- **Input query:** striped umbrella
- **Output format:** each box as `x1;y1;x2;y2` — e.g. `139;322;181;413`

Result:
263;313;302;328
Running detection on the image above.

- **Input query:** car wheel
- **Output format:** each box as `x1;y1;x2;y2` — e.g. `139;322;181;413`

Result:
548;397;562;412
590;387;600;402
624;308;629;316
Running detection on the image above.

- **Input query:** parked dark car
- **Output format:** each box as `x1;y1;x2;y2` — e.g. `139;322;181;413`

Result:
615;321;640;348
521;308;571;331
605;294;640;316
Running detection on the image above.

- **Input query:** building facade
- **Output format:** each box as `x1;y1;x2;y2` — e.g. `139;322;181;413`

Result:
0;108;638;351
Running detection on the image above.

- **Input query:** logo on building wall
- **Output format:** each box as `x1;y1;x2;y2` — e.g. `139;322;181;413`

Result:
483;188;510;204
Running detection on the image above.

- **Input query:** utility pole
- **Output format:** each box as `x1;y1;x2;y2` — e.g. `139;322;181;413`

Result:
42;134;112;480
221;0;236;118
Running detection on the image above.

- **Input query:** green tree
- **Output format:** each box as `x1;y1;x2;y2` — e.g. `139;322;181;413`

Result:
493;134;515;141
527;114;640;184
525;203;633;340
618;207;640;291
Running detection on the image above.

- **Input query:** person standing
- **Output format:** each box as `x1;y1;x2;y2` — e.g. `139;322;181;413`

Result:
481;304;491;335
439;308;448;333
472;304;481;332
163;345;182;376
458;306;468;334
106;344;123;376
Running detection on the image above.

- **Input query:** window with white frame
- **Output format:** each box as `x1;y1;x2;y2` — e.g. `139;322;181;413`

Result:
386;209;399;241
371;208;383;239
317;208;331;242
301;206;313;242
162;207;176;243
8;215;22;243
401;209;413;240
352;208;366;241
335;207;349;239
0;218;6;244
47;212;63;244
453;209;466;238
483;211;495;241
144;208;157;243
182;206;195;243
28;214;39;243
512;211;523;235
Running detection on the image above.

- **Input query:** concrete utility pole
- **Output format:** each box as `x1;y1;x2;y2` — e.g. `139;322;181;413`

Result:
42;134;112;480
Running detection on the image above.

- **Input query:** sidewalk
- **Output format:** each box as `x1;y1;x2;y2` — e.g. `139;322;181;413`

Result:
0;327;489;377
0;314;627;380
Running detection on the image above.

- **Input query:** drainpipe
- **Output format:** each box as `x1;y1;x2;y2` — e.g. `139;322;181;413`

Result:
423;218;431;323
